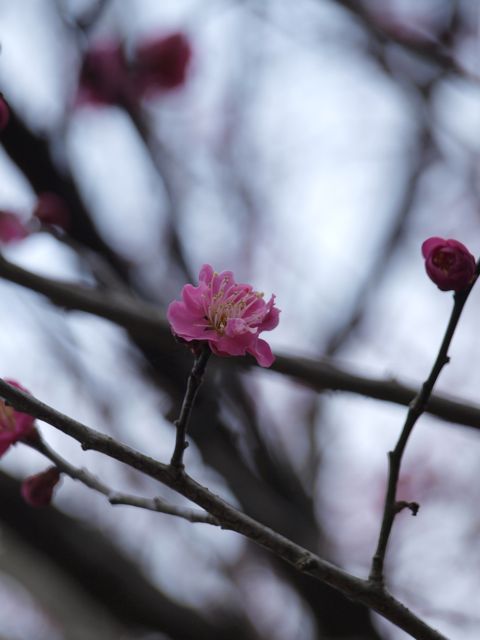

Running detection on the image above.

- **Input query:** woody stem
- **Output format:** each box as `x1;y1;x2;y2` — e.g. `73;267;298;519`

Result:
170;345;211;470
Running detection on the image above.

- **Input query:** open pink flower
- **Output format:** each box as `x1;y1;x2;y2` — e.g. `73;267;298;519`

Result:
0;380;36;457
422;237;476;291
21;467;61;508
167;265;280;367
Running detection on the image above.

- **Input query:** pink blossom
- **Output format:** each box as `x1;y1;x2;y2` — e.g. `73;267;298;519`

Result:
422;237;476;291
21;467;61;508
133;32;192;95
34;192;70;230
0;380;36;457
77;40;128;106
0;211;28;243
0;95;9;131
167;265;280;367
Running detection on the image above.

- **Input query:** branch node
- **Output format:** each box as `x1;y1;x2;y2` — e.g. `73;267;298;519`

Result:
168;461;186;478
368;557;385;586
295;553;316;572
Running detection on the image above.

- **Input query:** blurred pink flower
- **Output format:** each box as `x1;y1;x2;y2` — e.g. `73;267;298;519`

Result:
422;237;476;291
167;265;280;367
0;95;9;131
77;40;128;106
21;467;61;508
0;212;28;243
34;192;70;230
133;32;192;95
0;380;36;457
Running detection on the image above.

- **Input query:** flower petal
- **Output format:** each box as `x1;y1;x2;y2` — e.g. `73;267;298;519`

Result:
259;296;281;331
199;264;214;284
421;237;445;259
248;339;275;367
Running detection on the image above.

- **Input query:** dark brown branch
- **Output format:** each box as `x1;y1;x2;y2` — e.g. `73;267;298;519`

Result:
270;353;480;430
0;380;447;638
0;254;167;344
370;287;472;584
0;254;479;434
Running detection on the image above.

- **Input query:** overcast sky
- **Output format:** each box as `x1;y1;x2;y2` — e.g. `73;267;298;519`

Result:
0;1;479;638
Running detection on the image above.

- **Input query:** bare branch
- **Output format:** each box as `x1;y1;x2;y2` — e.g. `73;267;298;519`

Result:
0;379;447;638
29;436;218;525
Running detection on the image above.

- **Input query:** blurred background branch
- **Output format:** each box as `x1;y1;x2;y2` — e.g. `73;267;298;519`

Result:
0;0;478;638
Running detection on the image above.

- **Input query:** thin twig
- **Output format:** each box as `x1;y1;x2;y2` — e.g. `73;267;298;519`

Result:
0;379;448;638
29;436;218;525
170;345;211;470
369;287;473;585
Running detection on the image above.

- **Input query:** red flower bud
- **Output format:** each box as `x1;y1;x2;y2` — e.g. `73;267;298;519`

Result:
133;32;192;95
77;40;128;106
34;192;70;230
21;467;61;508
422;237;476;291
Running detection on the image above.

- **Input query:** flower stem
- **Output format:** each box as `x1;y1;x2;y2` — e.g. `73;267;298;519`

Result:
170;345;211;470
